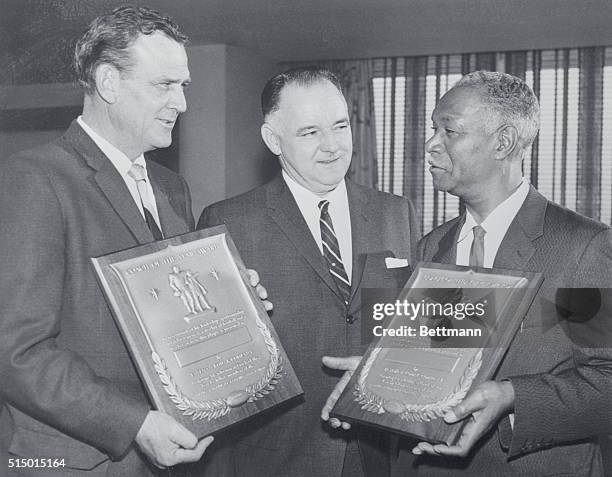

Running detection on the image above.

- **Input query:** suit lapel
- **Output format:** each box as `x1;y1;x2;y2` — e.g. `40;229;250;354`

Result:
265;176;341;299
63;121;153;244
431;216;464;264
348;181;370;298
494;186;546;269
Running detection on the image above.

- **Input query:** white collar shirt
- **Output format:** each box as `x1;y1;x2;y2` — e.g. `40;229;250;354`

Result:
456;179;530;268
283;171;352;282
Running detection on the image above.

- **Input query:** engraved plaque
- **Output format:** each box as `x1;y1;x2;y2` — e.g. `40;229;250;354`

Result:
92;226;303;437
332;262;542;445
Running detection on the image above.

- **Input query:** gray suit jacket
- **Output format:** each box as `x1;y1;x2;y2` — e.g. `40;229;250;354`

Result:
395;186;612;476
198;174;418;477
0;121;194;475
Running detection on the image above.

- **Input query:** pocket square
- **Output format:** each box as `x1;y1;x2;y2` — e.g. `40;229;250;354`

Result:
385;257;409;269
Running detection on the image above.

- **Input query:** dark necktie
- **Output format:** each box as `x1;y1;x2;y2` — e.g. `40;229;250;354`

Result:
469;224;486;267
318;200;351;304
128;163;164;240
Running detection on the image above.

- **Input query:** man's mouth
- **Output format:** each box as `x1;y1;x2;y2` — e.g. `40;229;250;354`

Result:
318;155;342;164
158;118;176;127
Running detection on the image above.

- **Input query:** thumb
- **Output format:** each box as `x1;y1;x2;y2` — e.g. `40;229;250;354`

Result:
322;355;361;371
444;399;475;424
169;422;198;449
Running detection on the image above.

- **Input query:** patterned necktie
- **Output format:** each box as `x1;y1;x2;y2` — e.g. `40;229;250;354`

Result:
318;200;351;304
127;163;163;240
469;224;486;267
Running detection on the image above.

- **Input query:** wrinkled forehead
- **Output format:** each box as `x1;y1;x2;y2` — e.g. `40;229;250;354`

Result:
278;80;347;111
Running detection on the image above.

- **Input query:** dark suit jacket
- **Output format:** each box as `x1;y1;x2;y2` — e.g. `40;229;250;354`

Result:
394;186;612;477
198;174;419;477
0;121;194;475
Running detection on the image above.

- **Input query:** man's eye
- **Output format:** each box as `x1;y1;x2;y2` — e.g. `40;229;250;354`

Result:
445;128;458;135
157;82;171;90
301;131;316;137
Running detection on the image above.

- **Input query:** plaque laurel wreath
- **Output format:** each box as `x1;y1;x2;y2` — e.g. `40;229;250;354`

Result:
354;347;483;423
152;313;283;421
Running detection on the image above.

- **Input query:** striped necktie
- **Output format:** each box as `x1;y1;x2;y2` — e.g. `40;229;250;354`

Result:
318;200;351;304
127;163;164;240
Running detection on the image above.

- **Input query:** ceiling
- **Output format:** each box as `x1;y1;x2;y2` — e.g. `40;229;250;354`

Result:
3;0;612;85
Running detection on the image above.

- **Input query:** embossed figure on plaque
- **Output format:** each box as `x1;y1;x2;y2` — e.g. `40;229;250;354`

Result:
169;266;215;320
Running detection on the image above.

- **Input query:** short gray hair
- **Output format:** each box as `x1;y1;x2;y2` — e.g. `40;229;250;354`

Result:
453;71;540;149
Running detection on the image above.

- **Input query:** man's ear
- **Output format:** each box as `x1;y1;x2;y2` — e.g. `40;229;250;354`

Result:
261;122;282;156
94;63;120;104
494;125;519;160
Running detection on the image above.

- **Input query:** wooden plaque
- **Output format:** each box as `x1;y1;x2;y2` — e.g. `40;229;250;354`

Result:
91;225;303;437
332;262;543;445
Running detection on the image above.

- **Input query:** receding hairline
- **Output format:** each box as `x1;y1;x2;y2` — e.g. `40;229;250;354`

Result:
264;78;347;123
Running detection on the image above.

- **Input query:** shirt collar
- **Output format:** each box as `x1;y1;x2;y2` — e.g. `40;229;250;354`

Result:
458;178;530;243
282;170;347;208
77;116;145;176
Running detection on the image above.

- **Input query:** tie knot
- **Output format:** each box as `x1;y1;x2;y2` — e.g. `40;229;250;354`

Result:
473;224;486;240
128;163;147;182
318;199;330;214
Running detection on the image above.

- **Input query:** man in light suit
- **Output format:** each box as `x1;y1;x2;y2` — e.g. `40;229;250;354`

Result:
198;67;419;477
395;71;612;475
0;6;213;475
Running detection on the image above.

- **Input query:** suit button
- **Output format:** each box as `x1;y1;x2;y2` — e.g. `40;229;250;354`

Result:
346;315;356;324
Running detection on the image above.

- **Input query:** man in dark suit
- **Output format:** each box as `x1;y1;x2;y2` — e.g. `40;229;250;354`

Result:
395;71;612;475
0;7;213;475
198;67;419;477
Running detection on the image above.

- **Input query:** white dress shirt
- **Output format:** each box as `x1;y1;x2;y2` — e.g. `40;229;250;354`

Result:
283;171;353;282
456;179;530;268
77;116;162;226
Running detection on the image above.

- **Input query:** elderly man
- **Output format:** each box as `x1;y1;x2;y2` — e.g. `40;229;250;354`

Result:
198;67;419;477
0;6;210;475
393;71;612;475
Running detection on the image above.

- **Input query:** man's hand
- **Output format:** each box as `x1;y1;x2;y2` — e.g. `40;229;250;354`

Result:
321;356;362;430
246;269;273;311
412;380;515;458
135;411;214;468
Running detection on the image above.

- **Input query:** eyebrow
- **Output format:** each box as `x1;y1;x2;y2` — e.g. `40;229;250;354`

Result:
155;76;191;85
296;125;317;135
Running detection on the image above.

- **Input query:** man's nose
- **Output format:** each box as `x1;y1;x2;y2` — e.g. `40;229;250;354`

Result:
169;85;187;113
425;130;441;154
320;131;340;153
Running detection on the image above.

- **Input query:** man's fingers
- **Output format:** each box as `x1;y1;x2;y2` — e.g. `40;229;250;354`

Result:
246;268;260;286
444;390;484;423
322;355;361;371
412;442;438;455
329;417;341;428
255;284;268;300
173;436;214;464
